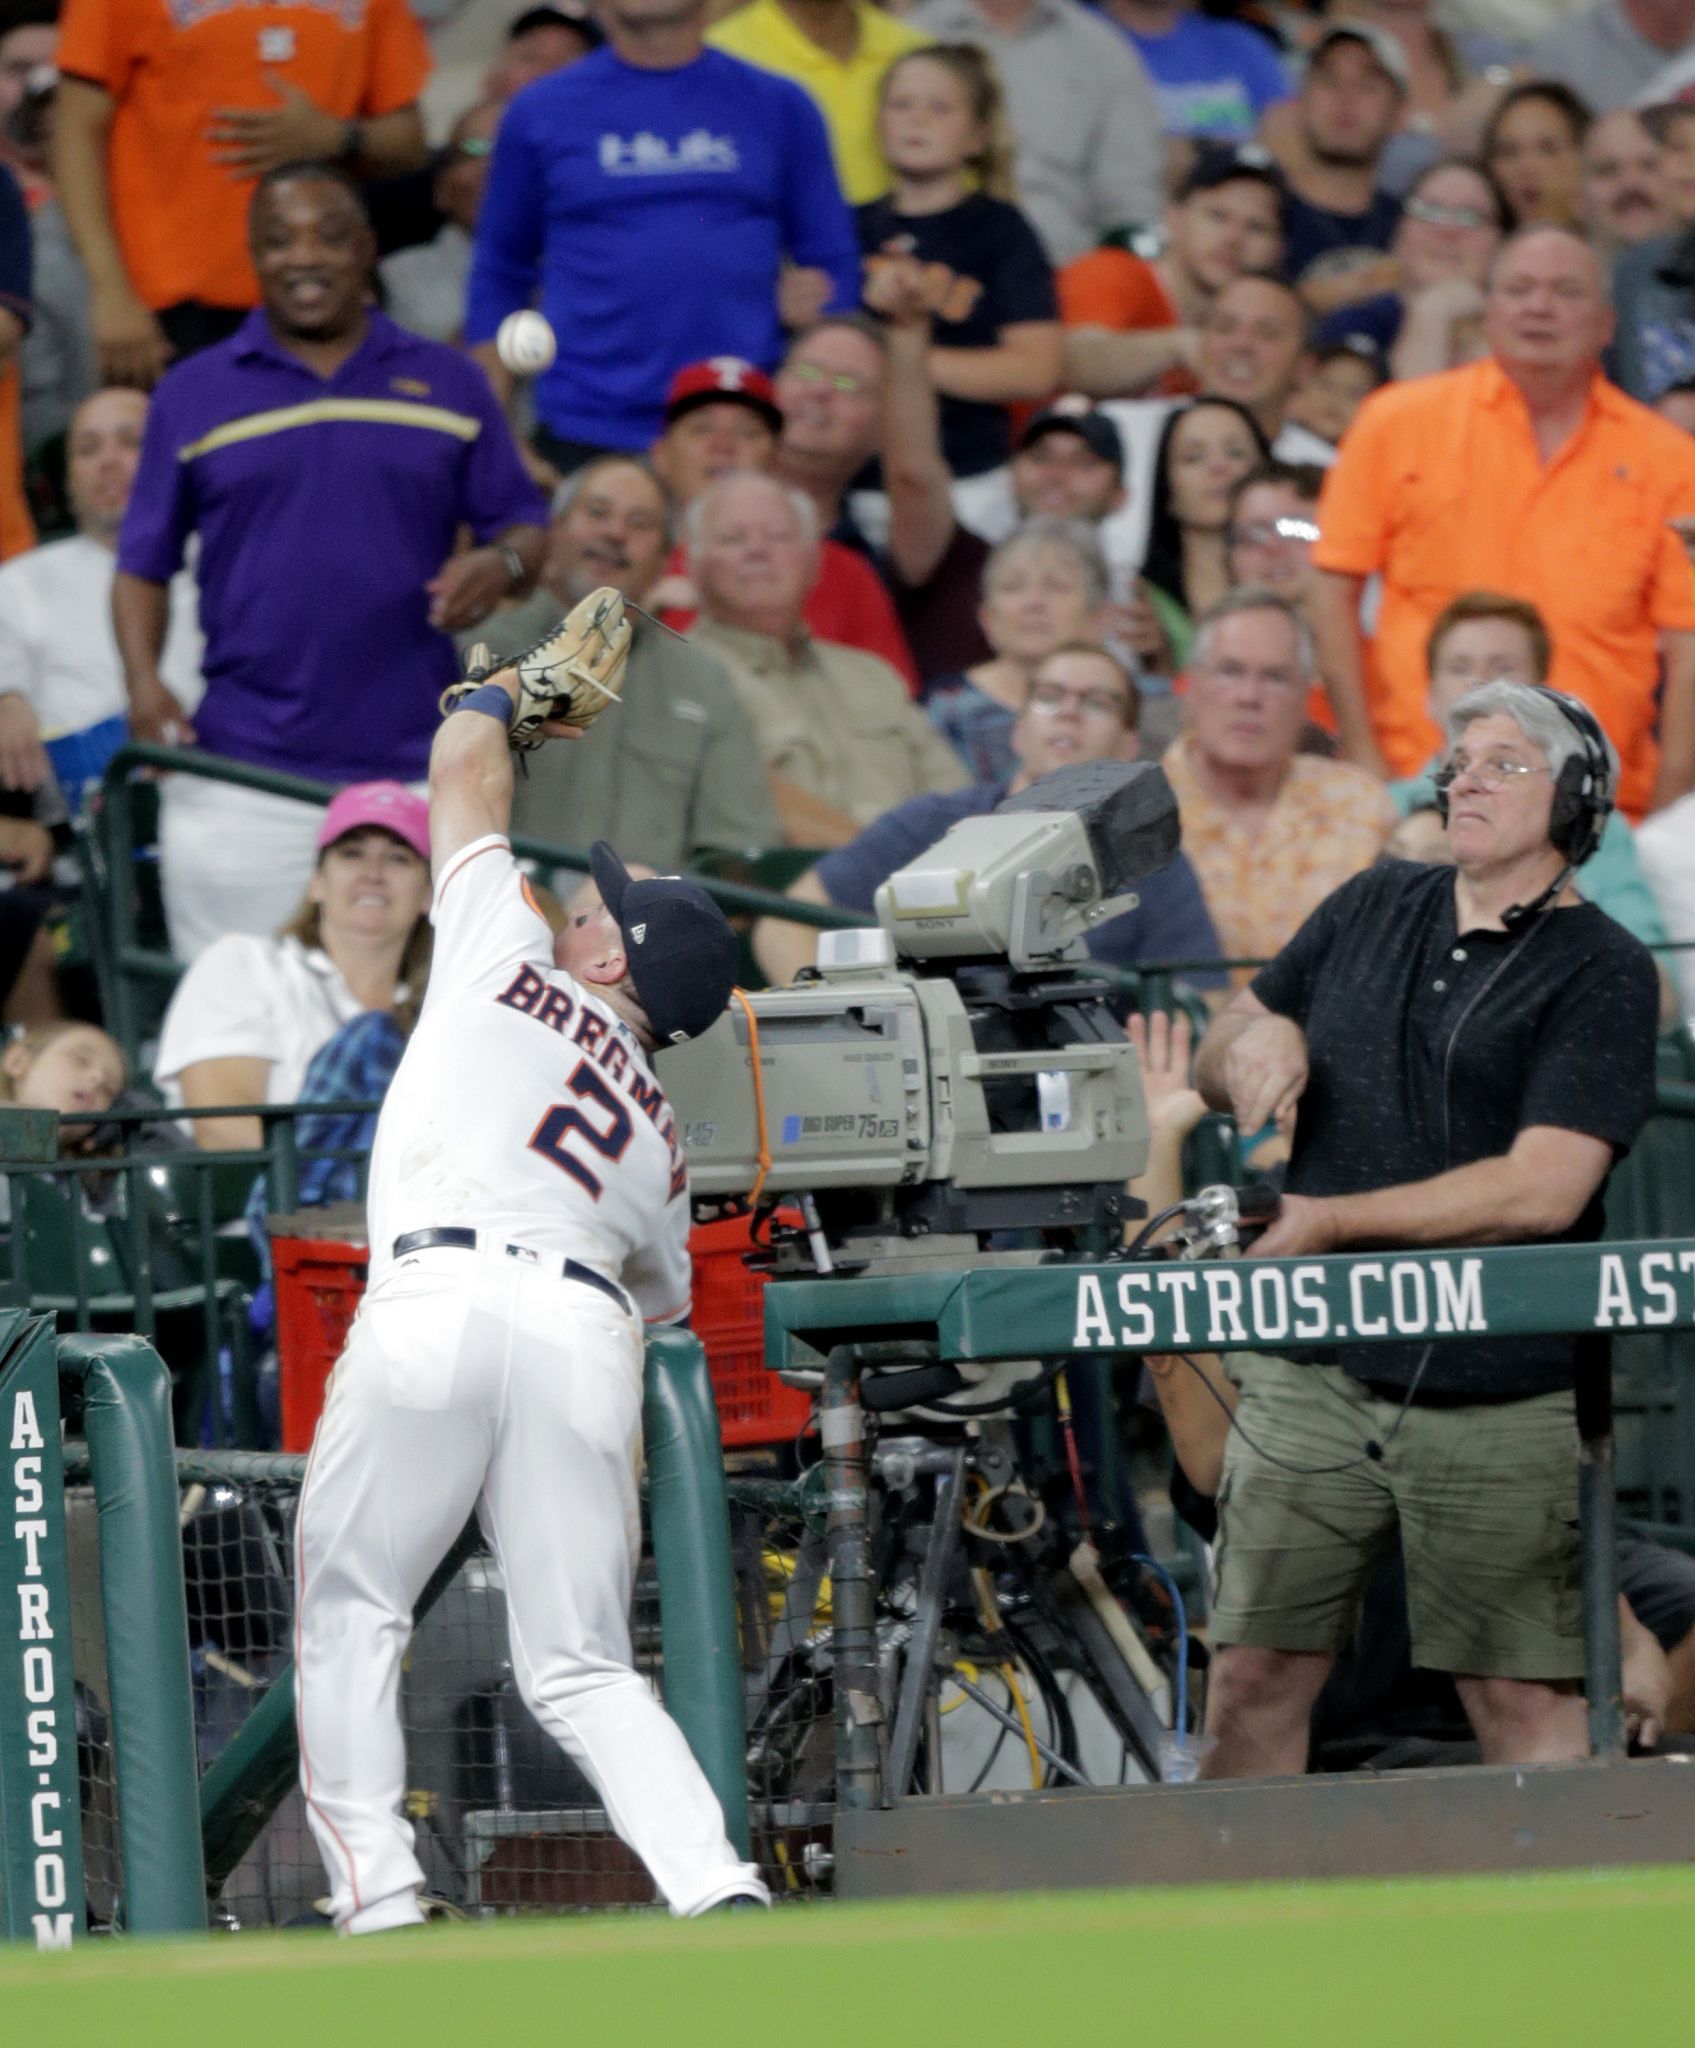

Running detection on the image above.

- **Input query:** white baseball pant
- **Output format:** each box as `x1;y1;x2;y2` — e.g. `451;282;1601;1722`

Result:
294;1245;767;1932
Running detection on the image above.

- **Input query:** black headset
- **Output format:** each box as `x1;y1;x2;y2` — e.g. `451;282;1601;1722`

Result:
1432;683;1615;869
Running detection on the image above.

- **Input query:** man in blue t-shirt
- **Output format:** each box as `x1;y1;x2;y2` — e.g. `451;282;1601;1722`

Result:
751;640;1223;989
1100;0;1291;141
465;0;862;469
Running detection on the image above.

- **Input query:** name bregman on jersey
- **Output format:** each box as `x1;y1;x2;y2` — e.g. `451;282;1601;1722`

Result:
494;962;687;1198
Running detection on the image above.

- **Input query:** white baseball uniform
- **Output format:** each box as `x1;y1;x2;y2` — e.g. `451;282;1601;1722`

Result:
294;832;766;1932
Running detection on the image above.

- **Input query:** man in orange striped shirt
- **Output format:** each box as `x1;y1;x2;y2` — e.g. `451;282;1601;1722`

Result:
54;0;429;387
1311;226;1695;822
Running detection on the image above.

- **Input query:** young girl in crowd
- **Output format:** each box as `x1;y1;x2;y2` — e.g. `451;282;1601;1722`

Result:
859;45;1062;535
924;521;1108;782
1138;398;1270;670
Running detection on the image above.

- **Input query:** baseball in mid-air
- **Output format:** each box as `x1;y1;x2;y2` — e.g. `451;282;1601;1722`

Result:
496;310;557;376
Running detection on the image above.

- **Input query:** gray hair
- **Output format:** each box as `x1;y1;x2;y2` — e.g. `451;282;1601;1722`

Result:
1445;678;1617;780
680;470;819;552
1191;585;1315;678
983;518;1109;609
549;453;675;541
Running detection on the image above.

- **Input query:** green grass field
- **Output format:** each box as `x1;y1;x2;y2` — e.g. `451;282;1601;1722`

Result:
2;1867;1692;2047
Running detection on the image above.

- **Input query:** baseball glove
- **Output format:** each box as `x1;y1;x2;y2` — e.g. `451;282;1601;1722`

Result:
440;585;633;751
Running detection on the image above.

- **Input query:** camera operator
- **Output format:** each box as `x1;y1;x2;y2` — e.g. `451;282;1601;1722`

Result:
1192;678;1661;1776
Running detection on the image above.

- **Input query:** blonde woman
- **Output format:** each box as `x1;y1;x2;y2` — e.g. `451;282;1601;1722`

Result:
924;520;1109;782
154;784;433;1149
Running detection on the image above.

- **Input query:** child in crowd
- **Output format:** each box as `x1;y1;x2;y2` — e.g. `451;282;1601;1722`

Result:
859;45;1062;532
0;1020;128;1155
1284;338;1384;454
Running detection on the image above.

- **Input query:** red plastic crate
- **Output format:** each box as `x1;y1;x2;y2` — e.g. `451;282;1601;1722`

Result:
272;1219;807;1453
273;1234;367;1452
691;1213;812;1450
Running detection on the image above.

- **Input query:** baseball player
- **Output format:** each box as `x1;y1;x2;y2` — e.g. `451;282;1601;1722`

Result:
293;597;769;1932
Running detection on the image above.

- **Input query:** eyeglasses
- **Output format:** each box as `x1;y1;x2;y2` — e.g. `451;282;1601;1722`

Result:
784;362;871;396
1027;682;1130;719
1228;516;1320;548
1403;197;1494;230
1437;752;1553;794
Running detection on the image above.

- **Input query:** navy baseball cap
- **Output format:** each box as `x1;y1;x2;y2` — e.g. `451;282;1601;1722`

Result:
1018;400;1125;473
1177;141;1290;219
589;841;740;1046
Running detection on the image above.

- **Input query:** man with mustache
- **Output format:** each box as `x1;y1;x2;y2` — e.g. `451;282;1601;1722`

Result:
463;453;779;869
1578;109;1675;261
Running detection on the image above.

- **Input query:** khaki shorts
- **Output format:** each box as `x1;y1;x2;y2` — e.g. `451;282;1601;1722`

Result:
1210;1352;1581;1681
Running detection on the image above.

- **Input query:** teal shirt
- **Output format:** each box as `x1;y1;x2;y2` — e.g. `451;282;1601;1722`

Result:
1390;768;1670;949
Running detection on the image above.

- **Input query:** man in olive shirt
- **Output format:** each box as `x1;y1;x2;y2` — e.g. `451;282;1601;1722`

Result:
463;455;779;867
687;471;969;846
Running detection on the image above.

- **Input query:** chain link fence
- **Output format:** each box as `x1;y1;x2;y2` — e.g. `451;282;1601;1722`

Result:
62;1455;831;1930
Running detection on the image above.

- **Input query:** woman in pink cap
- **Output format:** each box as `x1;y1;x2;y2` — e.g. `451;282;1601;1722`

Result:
154;782;433;1149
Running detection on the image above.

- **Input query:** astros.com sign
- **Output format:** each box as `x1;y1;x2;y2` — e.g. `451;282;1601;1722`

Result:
9;1384;70;1948
1063;1246;1695;1353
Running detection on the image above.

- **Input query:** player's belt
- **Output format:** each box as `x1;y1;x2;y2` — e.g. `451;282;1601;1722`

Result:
391;1228;633;1316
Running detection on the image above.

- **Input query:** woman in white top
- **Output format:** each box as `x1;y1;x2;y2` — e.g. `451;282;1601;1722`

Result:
153;783;434;1150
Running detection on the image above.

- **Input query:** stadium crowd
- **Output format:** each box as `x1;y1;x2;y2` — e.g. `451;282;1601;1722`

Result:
0;0;1687;1783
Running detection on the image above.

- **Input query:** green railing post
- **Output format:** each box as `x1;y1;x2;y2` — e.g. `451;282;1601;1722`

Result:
58;1334;206;1934
642;1327;752;1857
0;1312;84;1947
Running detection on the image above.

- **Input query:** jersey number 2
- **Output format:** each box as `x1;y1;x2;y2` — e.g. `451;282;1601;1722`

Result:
529;1059;634;1200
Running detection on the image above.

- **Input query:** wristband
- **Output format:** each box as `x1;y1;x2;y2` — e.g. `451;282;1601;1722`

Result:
450;682;515;727
495;543;526;589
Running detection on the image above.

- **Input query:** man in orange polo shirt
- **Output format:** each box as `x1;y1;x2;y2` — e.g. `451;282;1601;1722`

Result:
53;0;429;388
1310;225;1695;822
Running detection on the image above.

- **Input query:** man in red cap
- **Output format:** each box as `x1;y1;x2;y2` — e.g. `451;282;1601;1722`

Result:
648;355;917;685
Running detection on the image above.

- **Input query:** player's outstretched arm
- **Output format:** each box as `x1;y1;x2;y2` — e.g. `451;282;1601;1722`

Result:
428;669;523;874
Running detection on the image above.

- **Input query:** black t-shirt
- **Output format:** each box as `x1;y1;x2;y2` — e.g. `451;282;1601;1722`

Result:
891;523;992;683
855;192;1057;479
1251;861;1660;1399
1281;187;1400;287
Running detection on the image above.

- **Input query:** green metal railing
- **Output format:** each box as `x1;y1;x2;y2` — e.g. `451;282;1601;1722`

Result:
174;1331;750;1902
91;745;1280;1066
94;745;862;1061
0;1099;387;1448
2;1323;756;1942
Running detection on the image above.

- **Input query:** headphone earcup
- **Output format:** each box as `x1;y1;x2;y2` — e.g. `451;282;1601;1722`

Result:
1548;759;1586;854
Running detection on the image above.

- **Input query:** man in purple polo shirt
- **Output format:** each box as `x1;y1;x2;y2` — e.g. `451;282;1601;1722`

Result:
113;160;547;962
